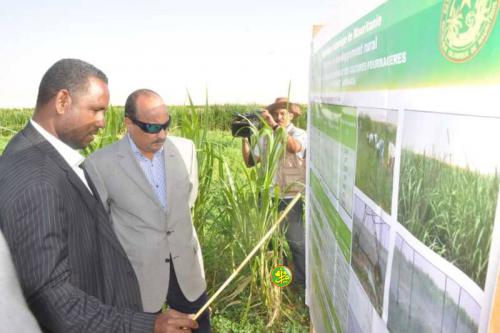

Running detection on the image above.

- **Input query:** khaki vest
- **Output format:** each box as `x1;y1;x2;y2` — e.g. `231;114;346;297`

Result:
277;150;306;196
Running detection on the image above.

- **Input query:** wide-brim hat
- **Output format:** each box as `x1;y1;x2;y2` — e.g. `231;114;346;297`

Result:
266;97;302;116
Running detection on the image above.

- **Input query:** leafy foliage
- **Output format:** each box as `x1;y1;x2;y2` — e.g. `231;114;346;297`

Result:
0;105;310;332
398;150;499;286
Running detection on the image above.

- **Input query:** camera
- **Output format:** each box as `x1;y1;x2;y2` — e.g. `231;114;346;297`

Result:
231;111;263;138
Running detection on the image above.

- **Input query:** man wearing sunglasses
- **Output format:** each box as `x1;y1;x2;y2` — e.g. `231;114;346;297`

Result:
84;89;210;332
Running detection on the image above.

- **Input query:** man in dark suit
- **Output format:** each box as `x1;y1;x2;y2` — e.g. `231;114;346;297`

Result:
0;59;198;332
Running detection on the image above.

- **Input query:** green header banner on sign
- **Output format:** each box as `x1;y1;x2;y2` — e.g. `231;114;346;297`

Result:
312;0;500;93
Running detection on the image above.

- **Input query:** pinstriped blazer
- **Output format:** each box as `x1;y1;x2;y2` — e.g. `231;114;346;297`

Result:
0;123;156;333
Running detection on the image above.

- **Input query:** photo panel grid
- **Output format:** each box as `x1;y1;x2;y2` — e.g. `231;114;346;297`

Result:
348;270;374;333
351;194;391;316
388;234;480;333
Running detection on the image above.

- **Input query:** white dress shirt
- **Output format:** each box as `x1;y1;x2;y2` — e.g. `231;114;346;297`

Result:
30;120;92;193
127;134;167;209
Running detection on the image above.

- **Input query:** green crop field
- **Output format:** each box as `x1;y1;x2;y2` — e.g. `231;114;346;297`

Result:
0;105;310;333
0;137;8;152
355;115;397;214
398;150;500;288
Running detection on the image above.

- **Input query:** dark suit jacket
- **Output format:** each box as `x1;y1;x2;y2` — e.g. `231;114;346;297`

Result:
0;123;156;332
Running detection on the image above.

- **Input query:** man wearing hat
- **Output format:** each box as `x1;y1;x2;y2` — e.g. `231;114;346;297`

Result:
241;98;306;289
272;97;302;120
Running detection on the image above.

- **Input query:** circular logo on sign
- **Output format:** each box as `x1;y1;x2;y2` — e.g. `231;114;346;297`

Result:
440;0;499;62
270;265;293;288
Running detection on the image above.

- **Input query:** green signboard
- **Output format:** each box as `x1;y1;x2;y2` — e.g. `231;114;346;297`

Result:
307;1;500;332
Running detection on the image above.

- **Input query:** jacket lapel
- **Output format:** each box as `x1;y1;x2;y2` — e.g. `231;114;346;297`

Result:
23;124;129;258
66;169;103;212
116;137;162;206
22;124;99;214
67;168;129;257
164;138;185;217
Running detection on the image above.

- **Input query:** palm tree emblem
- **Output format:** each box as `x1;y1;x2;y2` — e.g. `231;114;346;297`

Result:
440;0;499;62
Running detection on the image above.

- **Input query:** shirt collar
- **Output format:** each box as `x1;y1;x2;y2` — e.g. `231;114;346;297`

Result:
127;133;164;159
30;119;85;168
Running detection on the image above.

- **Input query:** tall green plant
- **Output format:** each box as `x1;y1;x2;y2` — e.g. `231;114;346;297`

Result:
217;123;299;328
0;108;32;136
177;91;306;329
398;150;499;286
177;91;219;231
0;102;310;331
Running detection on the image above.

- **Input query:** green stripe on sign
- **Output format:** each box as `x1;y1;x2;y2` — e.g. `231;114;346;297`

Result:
313;0;500;92
310;171;352;262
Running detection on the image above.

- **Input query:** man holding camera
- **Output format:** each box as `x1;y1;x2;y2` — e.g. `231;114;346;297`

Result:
241;98;306;289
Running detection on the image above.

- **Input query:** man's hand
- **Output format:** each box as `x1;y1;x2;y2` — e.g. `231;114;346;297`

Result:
154;308;198;333
261;110;278;128
242;137;257;167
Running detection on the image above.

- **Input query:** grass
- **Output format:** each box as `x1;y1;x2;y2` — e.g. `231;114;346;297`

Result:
0;108;33;135
398;149;499;287
355;115;397;213
0;137;9;152
0;105;310;333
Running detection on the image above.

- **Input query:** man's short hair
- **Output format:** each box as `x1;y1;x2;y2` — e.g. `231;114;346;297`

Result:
124;89;161;119
36;58;108;109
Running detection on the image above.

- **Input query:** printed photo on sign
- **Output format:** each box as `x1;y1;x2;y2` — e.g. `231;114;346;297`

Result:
388;235;480;333
347;271;389;333
351;194;390;316
355;107;398;214
348;271;374;333
398;110;500;287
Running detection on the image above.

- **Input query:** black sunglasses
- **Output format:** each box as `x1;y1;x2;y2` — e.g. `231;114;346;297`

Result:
129;116;171;134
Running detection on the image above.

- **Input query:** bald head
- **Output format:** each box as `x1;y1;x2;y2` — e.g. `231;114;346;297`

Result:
124;89;163;119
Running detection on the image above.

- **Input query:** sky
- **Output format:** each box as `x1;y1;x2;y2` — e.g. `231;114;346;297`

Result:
403;110;500;175
0;0;341;108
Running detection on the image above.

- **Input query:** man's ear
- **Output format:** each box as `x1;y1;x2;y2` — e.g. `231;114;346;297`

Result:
124;116;132;128
124;116;134;132
54;89;71;115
